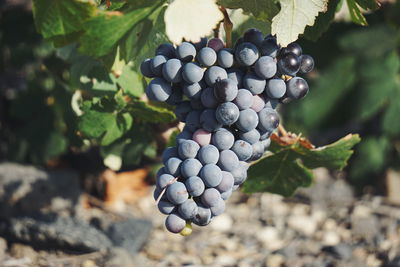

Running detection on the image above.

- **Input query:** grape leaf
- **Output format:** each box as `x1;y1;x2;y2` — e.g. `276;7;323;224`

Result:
303;0;340;41
127;100;176;123
217;0;279;22
32;0;96;40
117;64;145;97
244;134;361;196
271;0;328;46
383;89;400;137
78;102;133;145
164;0;223;44
346;0;368;26
79;2;161;57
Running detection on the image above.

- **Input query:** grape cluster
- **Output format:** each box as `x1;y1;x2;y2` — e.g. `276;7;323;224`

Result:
140;28;314;234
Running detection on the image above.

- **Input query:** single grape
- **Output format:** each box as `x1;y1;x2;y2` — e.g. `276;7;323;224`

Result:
192;129;212;146
217;48;234;68
200;164;223;187
218;149;239;172
156;43;176;58
197;47;217;67
258;108;280;132
299;54;314;73
281;42;302;57
207;38;225;52
211;128;235;150
266;78;286;99
214;78;238;102
178;199;198;219
239;129;260;144
200;109;222;132
200;87;219;109
231;140;253;161
181;158;203;178
185;110;201;132
166;182;188;204
176;129;192;144
192;204;212;226
236;109;259;132
277;52;300;75
259;38;279;58
185;176;205;197
183;82;202;99
176;42;196;62
140;58;155;78
158;173;175;189
227;68;244;88
158;200;176;215
210;199;225;216
216;171;234;192
234;89;254;110
146;77;172;102
254;56;277;79
178;140;200;159
251;141;264;161
286;77;309;99
174;101;192;122
221;189;232;200
243;28;264;47
197;144;219;165
162;58;183;83
201;188;222;208
150;55;168;76
243;73;266;95
165;157;182;176
216;102;240;125
162;147;178;164
165;213;186;233
231;162;247;185
182;62;204;84
235;42;259;66
251;94;265;112
165;85;183;105
205;66;228;87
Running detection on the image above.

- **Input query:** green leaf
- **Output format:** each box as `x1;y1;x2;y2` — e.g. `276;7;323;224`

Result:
128;100;176;123
217;0;279;22
355;0;380;10
338;25;399;57
346;0;368;26
121;4;168;65
117;64;145;97
303;0;340;41
354;52;400;120
32;0;96;40
297;134;362;170
78;107;133;145
244;134;361;196
383;89;400;136
79;2;161;58
101;112;133;145
271;0;328;46
167;129;180;148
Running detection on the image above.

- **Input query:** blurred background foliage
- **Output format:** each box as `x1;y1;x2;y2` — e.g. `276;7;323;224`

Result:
0;0;399;194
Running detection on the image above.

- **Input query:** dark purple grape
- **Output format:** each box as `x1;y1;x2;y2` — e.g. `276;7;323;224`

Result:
277;52;300;75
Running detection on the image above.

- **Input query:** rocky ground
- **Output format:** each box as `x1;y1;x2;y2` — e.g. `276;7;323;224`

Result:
0;164;399;267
